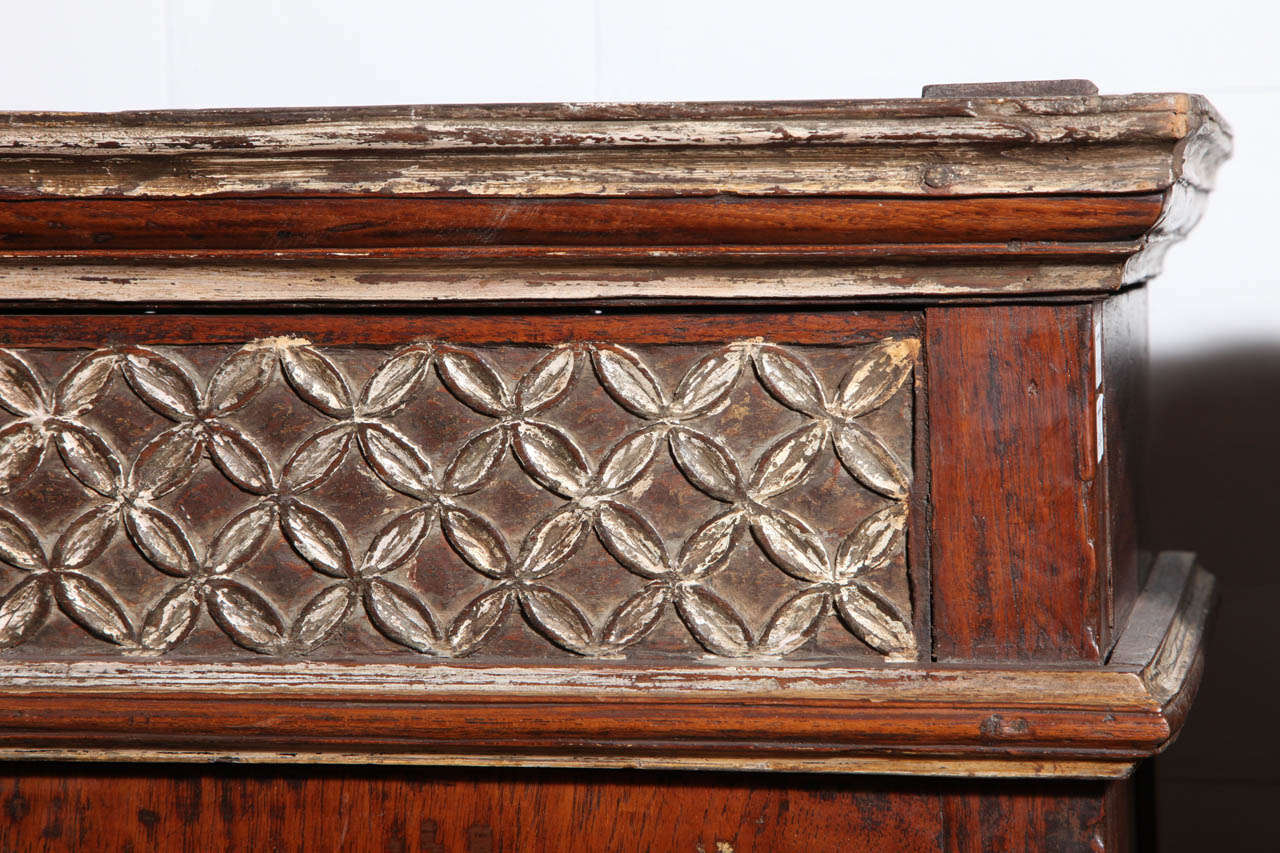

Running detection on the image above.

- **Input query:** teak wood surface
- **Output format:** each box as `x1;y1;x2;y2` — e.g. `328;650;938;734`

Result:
0;88;1231;850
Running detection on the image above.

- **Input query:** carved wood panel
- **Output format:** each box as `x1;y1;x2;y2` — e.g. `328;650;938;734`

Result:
0;335;916;663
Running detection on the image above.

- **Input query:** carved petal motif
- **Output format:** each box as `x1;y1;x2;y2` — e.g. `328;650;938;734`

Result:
591;345;665;418
600;582;670;649
281;501;353;578
290;584;355;650
0;350;45;416
441;507;510;579
0;509;45;571
520;585;594;654
207;424;275;494
512;422;590;498
677;511;743;580
125;505;197;577
516;508;589;580
364;578;440;654
283;424;354;493
443;427;507;495
52;505;118;571
836;339;915;418
448;587;514;655
754;346;825;415
54;351;116;416
752;510;829;583
595;425;665;495
834;421;911;500
437;348;509;416
835;504;906;580
675;584;752;656
122;349;198;420
207;579;285;653
205;347;276;416
361;508;431;576
207;503;276;574
516;348;576;415
757;587;829;656
129;425;202;499
0;422;45;494
280;346;352;417
671;346;746;419
595;502;669;578
0;575;51;650
749;421;826;499
359;348;431;417
54;423;121;497
669;428;743;501
834;582;915;657
55;572;133;645
140;584;202;651
358;423;434;498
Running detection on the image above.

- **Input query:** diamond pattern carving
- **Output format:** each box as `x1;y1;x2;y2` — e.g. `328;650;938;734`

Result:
0;336;917;661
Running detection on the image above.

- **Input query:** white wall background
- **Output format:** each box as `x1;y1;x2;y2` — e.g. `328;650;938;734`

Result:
2;1;1276;848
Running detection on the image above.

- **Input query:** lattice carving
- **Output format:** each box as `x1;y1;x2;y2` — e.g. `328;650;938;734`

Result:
0;336;917;661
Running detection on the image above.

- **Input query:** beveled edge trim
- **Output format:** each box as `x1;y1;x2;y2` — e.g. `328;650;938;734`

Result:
0;553;1213;778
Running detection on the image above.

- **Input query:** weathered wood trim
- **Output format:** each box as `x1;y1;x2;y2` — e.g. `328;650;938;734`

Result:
0;93;1229;301
1110;551;1216;706
0;94;1209;155
0;553;1213;778
0;260;1126;303
0;144;1181;199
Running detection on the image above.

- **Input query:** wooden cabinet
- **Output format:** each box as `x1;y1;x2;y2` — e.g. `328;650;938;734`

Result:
0;84;1229;850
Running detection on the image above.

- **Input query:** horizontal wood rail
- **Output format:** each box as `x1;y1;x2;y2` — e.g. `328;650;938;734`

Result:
0;195;1162;254
0;553;1213;779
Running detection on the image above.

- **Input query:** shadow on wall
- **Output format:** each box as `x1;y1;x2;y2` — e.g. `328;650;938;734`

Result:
1146;346;1280;852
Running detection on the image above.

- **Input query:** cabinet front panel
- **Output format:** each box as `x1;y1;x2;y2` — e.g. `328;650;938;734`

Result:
0;310;922;666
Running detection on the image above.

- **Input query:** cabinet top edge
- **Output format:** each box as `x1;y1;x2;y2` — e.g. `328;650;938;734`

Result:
0;92;1227;153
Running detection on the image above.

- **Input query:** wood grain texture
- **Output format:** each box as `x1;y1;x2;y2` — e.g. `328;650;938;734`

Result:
0;195;1162;253
0;765;1148;853
927;304;1103;661
942;777;1133;852
0;766;952;853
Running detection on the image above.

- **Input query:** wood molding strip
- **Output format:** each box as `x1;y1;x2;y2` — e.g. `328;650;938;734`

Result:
0;195;1162;253
0;145;1181;200
0;260;1127;303
0;552;1214;778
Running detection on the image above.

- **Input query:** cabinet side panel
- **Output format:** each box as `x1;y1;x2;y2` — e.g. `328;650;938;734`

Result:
1102;288;1150;640
927;304;1102;661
